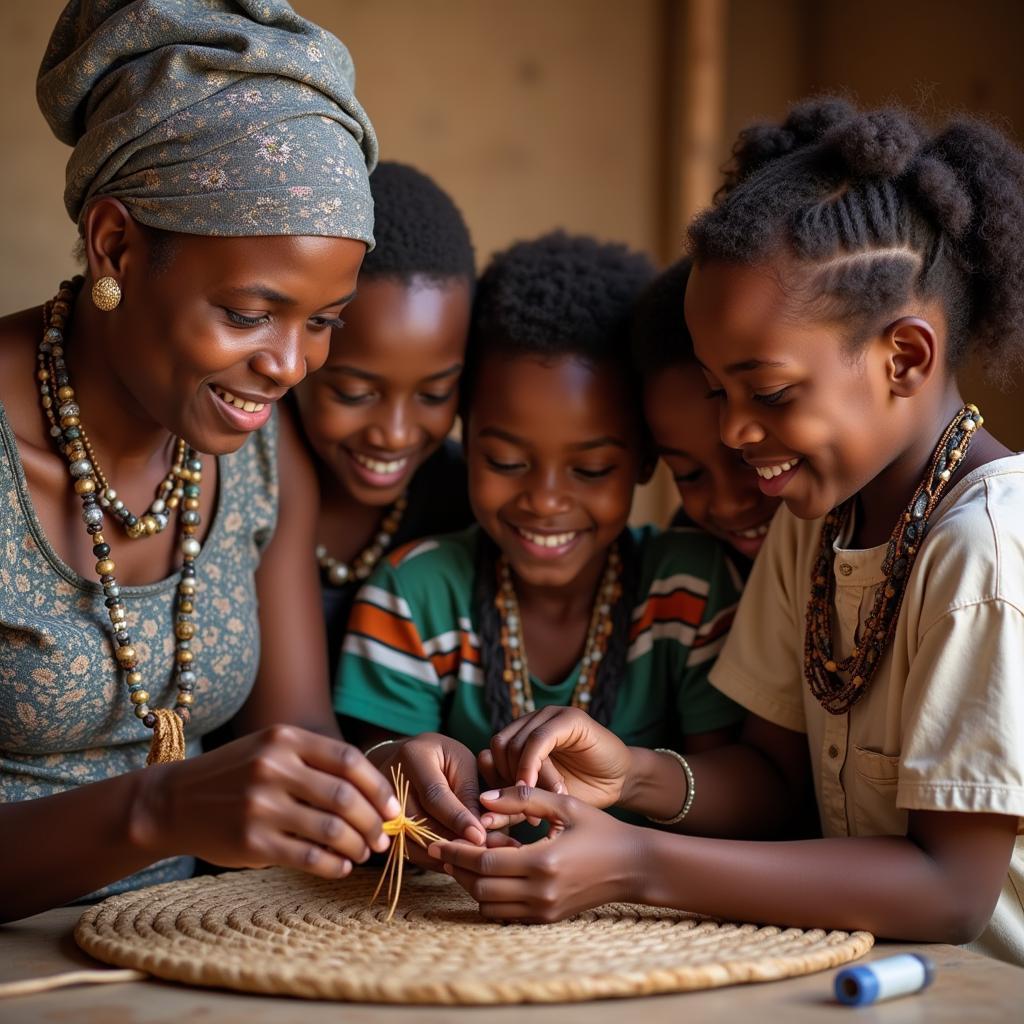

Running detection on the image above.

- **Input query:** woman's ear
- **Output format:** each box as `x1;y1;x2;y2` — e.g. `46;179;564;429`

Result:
81;197;138;283
882;316;938;397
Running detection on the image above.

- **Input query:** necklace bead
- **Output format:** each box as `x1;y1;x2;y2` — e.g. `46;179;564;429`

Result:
317;494;408;587
496;544;623;719
38;277;202;759
804;403;982;715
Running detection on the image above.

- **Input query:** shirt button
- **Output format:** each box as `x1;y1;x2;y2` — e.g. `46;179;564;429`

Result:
828;744;840;759
838;562;853;576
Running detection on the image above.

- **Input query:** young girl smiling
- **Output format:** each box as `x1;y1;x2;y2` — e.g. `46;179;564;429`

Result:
431;100;1024;964
293;162;475;677
334;232;745;853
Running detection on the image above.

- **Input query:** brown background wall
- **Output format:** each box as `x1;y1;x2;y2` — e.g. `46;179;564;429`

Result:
3;1;1021;521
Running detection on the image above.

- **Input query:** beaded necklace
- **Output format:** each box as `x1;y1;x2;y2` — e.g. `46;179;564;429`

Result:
496;544;622;718
316;494;407;586
38;278;202;763
804;403;983;715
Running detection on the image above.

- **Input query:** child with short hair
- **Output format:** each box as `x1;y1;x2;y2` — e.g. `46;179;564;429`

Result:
632;258;781;569
430;100;1024;965
334;232;745;853
293;162;476;677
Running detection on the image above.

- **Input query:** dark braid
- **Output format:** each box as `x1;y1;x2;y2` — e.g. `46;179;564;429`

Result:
587;528;639;726
718;95;856;198
690;99;1024;377
473;531;513;732
474;528;641;731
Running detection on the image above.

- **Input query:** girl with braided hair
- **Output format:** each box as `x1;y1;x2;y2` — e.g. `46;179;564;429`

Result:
428;100;1024;965
334;231;746;864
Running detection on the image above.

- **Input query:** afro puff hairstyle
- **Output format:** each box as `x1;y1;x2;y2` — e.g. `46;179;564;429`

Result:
630;257;695;379
361;161;475;284
688;97;1024;378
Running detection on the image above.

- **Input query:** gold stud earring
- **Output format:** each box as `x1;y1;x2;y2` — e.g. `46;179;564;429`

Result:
91;276;122;311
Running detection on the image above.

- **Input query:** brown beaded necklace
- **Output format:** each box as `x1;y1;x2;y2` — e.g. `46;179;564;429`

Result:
804;403;983;715
496;544;622;718
38;279;201;763
316;494;408;586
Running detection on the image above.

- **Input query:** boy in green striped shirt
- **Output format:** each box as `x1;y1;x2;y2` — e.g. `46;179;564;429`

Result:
335;232;744;853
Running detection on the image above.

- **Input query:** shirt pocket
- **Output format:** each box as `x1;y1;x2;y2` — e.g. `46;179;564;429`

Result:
849;745;907;836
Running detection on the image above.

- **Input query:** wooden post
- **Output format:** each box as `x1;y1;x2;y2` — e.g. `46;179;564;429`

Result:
659;0;727;260
635;0;726;527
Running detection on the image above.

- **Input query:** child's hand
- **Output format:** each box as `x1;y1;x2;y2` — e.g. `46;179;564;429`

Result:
428;784;640;922
479;706;633;811
378;733;487;867
136;726;401;878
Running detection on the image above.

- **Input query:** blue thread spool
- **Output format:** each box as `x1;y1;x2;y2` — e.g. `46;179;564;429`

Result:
835;953;935;1006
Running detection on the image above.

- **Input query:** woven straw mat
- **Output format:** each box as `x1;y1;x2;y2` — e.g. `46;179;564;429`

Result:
75;866;873;1004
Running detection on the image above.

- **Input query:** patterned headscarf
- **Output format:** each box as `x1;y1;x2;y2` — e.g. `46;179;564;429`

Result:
37;0;377;244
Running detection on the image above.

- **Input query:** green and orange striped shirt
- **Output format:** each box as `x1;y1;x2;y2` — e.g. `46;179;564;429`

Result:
334;525;744;755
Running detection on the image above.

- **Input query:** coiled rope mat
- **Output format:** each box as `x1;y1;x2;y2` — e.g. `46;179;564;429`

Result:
70;866;873;1004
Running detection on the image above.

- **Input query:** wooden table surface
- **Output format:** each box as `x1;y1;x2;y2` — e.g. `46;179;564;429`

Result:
0;905;1021;1023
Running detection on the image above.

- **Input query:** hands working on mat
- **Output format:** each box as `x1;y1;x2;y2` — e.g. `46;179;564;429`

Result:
141;728;404;879
380;708;668;923
364;733;505;871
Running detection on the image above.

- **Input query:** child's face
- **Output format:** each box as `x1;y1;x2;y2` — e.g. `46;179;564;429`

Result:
685;260;904;521
466;354;643;590
293;276;470;507
644;362;780;559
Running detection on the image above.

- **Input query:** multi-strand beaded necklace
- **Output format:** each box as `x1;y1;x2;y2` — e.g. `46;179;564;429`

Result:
38;278;202;763
804;402;983;715
496;544;622;718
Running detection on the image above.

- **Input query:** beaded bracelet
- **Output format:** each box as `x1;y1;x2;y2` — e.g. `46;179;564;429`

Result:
646;748;696;826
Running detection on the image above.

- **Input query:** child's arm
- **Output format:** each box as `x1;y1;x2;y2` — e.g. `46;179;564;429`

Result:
435;785;1017;943
483;705;811;838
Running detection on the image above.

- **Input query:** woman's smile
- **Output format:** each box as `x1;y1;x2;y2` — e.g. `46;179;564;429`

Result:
209;384;275;432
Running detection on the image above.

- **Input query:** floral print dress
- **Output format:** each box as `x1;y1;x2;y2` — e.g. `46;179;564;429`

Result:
0;405;278;897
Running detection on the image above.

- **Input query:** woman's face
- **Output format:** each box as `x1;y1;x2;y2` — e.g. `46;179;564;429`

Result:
101;226;365;455
644;361;780;559
293;275;470;507
465;353;644;590
685;259;903;520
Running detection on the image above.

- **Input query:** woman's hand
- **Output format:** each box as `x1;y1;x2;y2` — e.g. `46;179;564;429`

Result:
428;785;641;922
134;725;401;878
480;706;633;809
375;732;487;867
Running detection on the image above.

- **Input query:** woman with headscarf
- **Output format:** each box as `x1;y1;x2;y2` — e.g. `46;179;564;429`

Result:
0;0;404;922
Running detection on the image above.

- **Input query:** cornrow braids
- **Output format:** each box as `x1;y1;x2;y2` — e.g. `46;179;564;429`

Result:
690;99;1024;376
473;529;640;731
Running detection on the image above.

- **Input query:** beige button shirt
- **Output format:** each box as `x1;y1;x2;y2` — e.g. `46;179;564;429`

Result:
710;455;1024;965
